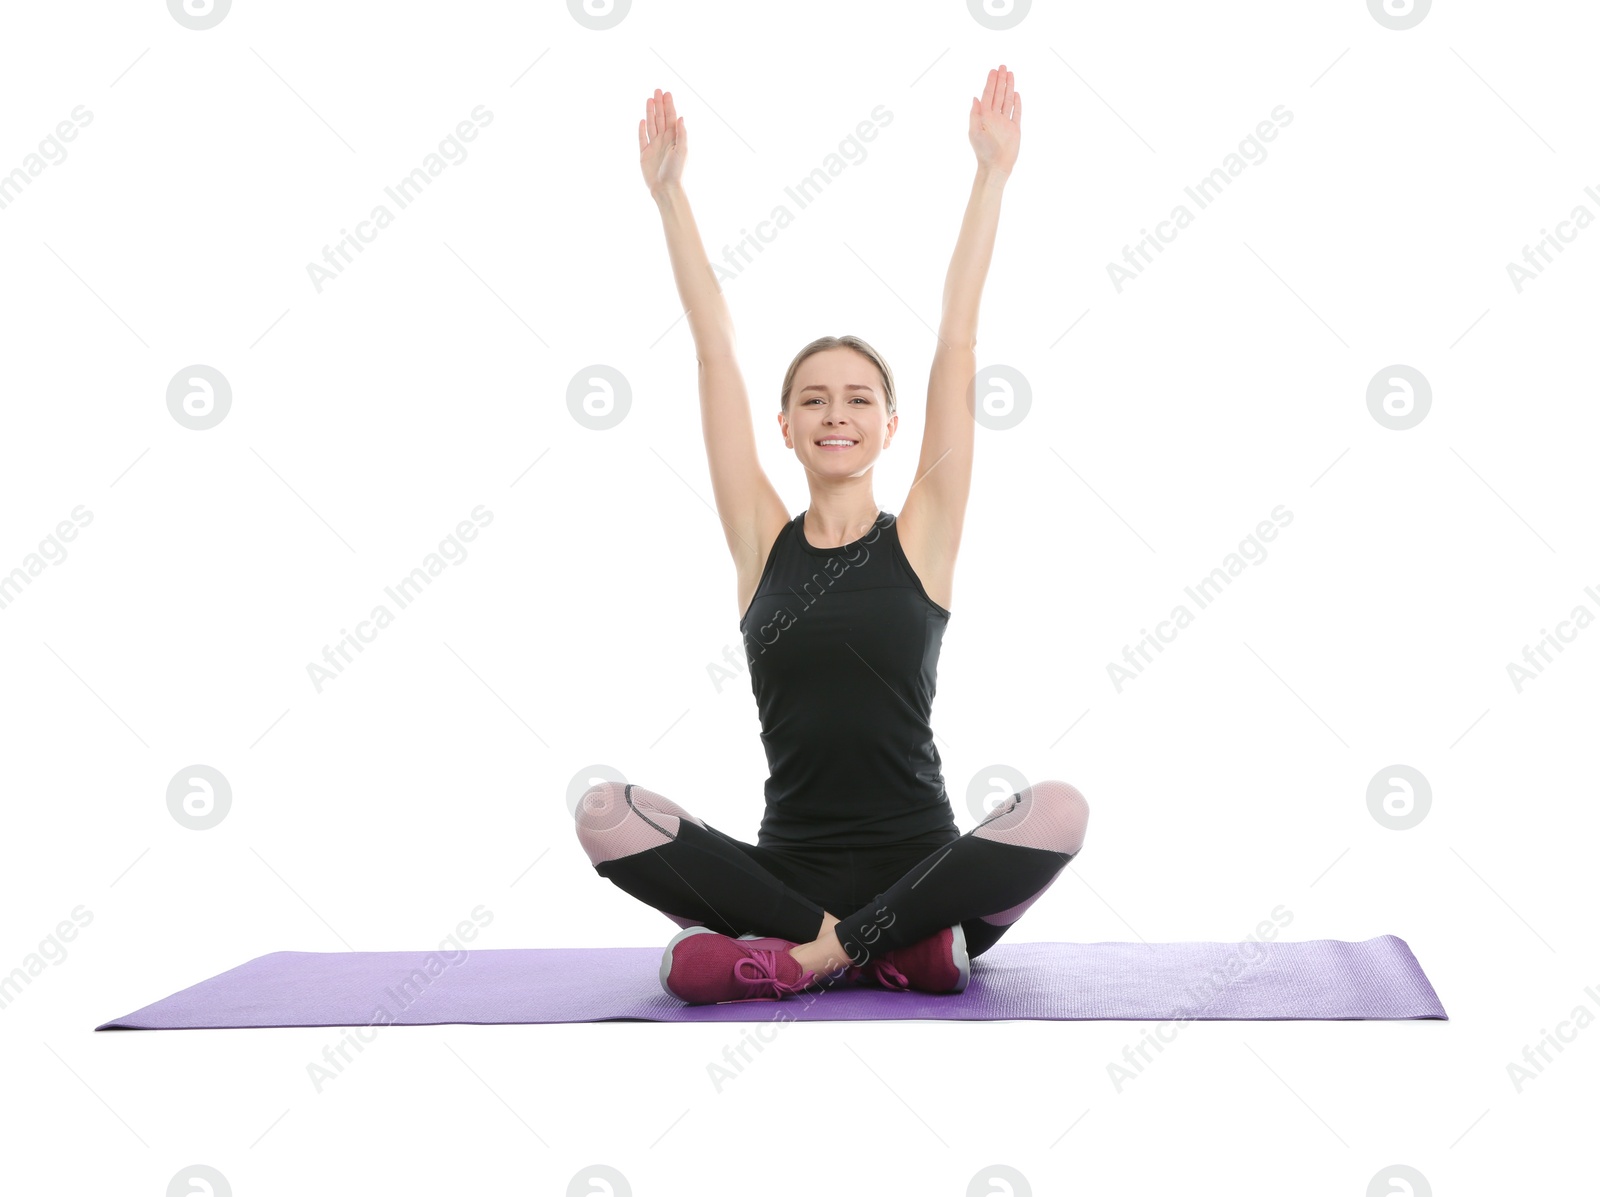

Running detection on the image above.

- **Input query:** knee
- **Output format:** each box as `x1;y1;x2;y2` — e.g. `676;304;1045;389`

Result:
1031;780;1089;856
974;778;1089;857
573;781;647;867
573;781;622;858
572;781;704;868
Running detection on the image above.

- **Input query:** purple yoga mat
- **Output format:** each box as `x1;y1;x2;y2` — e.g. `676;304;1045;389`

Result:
95;936;1445;1029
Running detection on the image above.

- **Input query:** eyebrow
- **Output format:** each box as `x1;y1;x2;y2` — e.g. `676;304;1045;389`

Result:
798;384;875;393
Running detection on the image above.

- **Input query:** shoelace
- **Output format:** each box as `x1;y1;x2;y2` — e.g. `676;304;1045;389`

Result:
733;948;811;996
870;954;910;990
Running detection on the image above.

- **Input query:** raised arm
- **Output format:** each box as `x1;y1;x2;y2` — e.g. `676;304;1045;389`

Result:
898;65;1021;586
640;89;787;592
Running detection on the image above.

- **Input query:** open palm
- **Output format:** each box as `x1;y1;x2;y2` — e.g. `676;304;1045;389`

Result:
639;88;685;196
968;65;1021;176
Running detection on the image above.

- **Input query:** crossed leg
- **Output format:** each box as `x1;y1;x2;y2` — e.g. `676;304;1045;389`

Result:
573;779;1089;973
574;781;833;944
821;781;1090;972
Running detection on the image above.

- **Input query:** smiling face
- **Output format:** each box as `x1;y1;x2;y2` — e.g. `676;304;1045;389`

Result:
781;347;897;473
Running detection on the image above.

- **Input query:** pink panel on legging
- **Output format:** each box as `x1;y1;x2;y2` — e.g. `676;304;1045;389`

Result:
977;881;1057;926
970;780;1089;856
971;780;1087;926
573;781;707;868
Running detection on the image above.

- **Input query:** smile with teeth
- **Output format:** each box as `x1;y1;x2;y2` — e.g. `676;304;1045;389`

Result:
816;438;858;448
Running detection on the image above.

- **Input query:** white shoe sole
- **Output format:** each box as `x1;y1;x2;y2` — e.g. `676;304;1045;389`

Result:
950;922;971;993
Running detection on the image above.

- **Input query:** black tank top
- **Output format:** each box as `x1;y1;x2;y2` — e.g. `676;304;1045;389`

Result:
739;508;960;848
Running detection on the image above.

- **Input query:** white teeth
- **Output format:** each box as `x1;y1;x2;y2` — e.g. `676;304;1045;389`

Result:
818;439;855;446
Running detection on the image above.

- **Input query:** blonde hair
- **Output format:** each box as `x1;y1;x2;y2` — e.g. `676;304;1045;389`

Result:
780;335;896;419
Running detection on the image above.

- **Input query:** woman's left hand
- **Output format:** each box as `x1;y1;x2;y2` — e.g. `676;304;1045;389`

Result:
968;64;1021;177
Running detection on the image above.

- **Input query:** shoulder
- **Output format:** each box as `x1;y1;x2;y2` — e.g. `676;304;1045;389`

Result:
891;504;957;615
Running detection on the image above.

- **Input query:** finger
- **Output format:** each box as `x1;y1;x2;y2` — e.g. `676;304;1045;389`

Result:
638;117;647;153
981;67;996;111
677;115;686;152
1000;68;1012;114
1012;90;1021;124
664;89;677;130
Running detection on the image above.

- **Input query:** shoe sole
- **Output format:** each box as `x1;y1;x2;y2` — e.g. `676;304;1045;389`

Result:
950;922;971;993
659;925;723;998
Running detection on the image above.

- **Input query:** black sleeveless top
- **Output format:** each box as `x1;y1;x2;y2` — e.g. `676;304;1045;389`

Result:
739;508;960;848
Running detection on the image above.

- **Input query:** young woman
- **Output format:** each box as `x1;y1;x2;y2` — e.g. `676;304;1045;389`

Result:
576;66;1090;1005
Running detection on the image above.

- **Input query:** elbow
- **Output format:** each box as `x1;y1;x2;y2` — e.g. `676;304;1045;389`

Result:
696;333;740;368
697;348;739;370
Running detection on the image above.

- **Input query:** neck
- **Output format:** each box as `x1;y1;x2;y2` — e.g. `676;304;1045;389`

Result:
804;497;881;547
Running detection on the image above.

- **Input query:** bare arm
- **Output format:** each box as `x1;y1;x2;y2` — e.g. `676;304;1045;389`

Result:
639;90;786;588
937;170;1009;350
647;186;735;361
901;66;1021;573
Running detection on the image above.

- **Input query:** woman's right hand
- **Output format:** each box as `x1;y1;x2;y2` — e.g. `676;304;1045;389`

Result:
638;88;686;198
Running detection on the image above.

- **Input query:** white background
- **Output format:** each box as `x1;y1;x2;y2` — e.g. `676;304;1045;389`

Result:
2;0;1595;1193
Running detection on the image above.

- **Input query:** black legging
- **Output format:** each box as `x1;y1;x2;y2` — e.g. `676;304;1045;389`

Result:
574;780;1089;968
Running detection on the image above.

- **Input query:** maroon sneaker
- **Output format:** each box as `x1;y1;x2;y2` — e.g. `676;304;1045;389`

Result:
738;933;862;987
660;927;822;1004
862;924;970;994
732;934;864;979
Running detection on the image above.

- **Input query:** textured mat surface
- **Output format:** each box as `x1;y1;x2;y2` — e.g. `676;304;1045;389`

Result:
95;936;1446;1028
